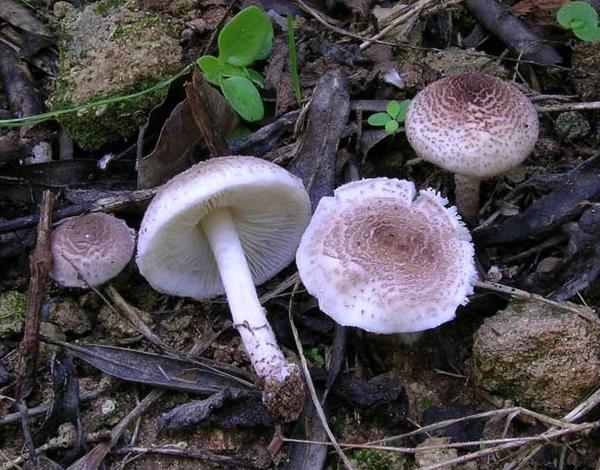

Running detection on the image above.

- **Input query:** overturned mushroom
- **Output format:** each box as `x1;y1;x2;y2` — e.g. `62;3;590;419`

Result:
296;178;477;333
136;156;311;421
50;212;135;288
405;72;539;221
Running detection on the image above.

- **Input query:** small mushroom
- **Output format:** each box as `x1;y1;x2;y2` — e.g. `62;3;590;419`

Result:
136;156;311;421
50;213;135;288
296;178;477;333
405;72;539;221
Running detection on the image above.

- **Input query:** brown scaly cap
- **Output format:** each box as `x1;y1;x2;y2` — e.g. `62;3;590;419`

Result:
50;213;135;288
296;178;477;334
405;72;539;178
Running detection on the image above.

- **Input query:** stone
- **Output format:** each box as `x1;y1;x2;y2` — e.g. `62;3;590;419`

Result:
48;0;182;149
472;300;600;416
554;111;590;142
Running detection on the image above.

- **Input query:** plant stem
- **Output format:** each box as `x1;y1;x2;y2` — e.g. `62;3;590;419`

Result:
287;15;302;107
0;65;192;128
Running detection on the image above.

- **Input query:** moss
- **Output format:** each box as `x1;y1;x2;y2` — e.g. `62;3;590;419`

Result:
49;0;181;150
353;449;406;470
49;75;167;150
95;0;127;16
0;291;27;337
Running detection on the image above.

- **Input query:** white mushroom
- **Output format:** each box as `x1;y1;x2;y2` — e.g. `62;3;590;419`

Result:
136;156;311;421
50;212;135;288
296;177;477;333
405;72;539;221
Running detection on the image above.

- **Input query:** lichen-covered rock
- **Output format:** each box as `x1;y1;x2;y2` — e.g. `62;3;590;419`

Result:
48;0;182;149
0;291;27;337
422;48;507;78
472;300;600;416
554;111;590;142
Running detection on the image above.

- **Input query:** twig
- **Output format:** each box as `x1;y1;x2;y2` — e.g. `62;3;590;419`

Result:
111;446;258;469
287;281;355;470
0;383;112;427
536;101;600;113
464;0;562;65
358;0;460;50
421;421;599;470
15;190;54;402
104;285;176;356
475;281;598;321
13;191;54;462
0;188;156;235
68;389;164;470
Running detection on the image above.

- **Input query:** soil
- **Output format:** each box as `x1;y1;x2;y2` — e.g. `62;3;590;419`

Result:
1;0;600;469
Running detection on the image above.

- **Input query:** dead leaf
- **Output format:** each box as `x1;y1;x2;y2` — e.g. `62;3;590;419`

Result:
41;336;253;394
137;99;201;189
0;0;54;57
187;68;237;157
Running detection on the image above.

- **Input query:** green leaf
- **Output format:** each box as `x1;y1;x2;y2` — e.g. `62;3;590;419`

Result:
557;1;598;30
368;112;392;127
218;62;247;78
573;22;600;41
386;100;401;119
255;26;274;61
395;99;412;124
385;119;399;134
218;6;273;67
196;55;221;85
245;68;265;87
219;76;264;122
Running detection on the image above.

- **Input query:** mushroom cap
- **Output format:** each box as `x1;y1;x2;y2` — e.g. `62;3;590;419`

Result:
136;156;311;299
295;178;477;334
405;72;539;179
50;213;135;288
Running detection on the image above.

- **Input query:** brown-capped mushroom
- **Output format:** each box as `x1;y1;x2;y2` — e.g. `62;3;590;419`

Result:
296;177;477;333
50;212;135;288
405;72;539;221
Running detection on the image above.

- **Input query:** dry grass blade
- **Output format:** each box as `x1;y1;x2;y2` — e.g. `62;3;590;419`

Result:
287;281;356;470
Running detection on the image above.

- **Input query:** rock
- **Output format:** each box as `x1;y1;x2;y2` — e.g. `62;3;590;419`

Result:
472;300;600;416
48;0;182;149
49;297;91;335
0;291;27;337
422;48;507;78
554;111;590;142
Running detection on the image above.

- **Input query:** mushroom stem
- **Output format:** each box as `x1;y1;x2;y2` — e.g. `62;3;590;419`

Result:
454;174;481;223
200;207;304;420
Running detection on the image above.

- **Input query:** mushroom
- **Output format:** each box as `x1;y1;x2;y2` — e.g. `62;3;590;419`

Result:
295;177;477;334
405;72;539;221
50;212;135;288
136;156;311;421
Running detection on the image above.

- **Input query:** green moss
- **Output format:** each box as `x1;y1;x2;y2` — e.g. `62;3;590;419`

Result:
0;291;27;337
95;0;127;16
353;449;406;470
112;14;164;41
49;75;167;150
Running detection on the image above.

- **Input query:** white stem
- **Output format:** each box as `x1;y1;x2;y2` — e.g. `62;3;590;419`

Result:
454;173;481;223
200;207;293;383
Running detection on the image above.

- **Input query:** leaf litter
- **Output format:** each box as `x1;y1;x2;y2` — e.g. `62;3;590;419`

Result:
2;0;600;469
